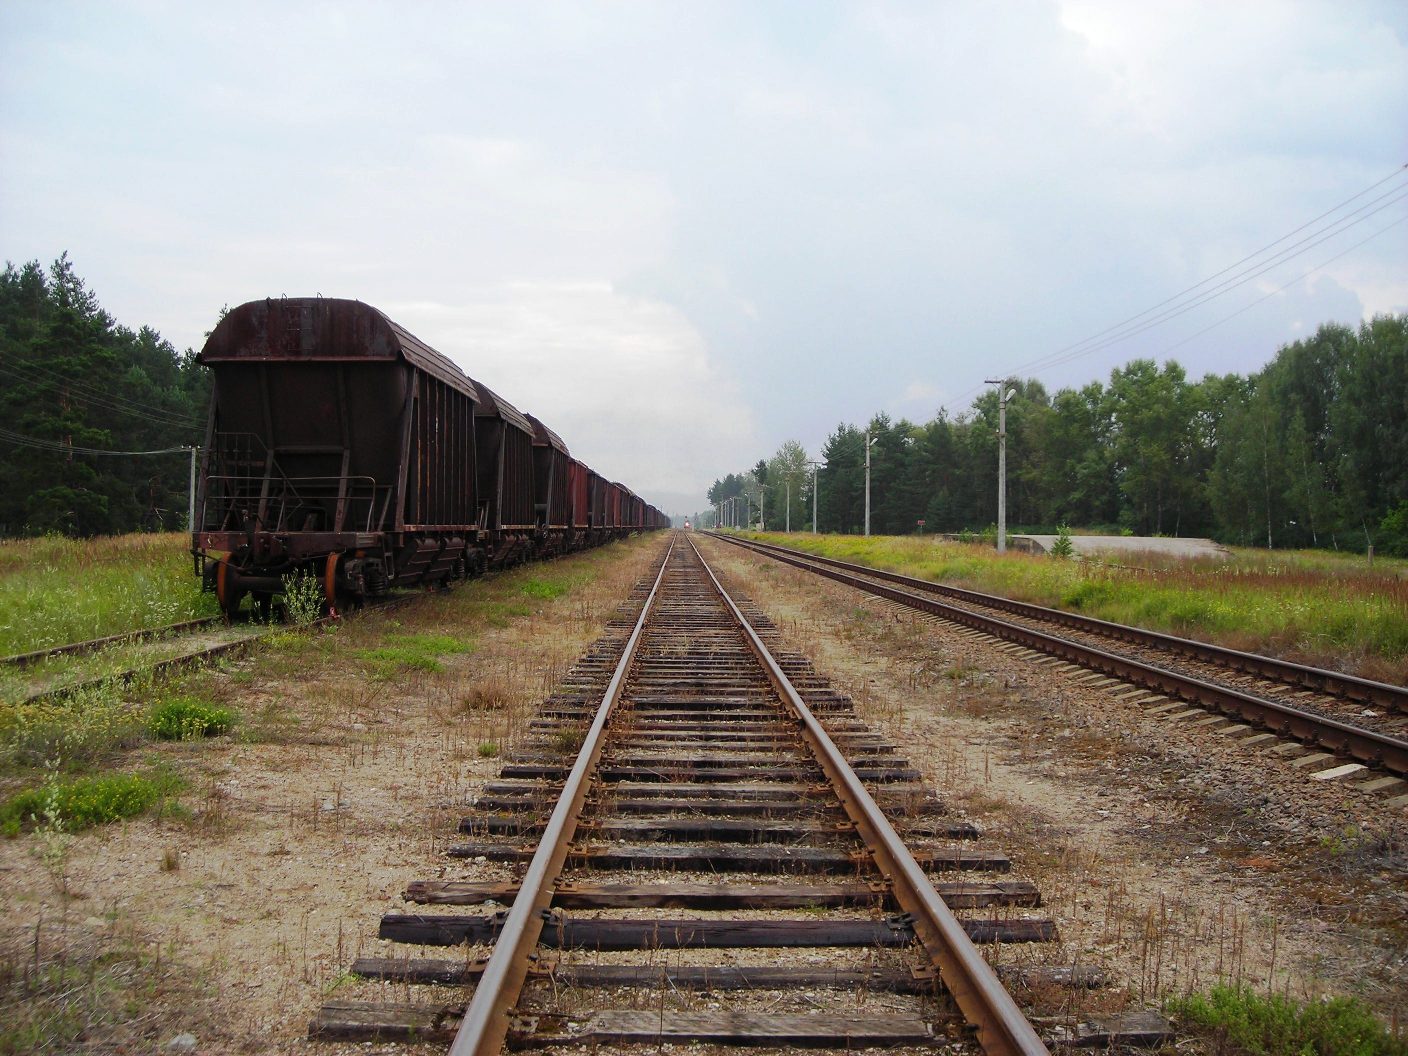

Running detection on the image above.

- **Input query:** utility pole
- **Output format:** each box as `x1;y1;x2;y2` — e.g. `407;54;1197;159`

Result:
785;479;790;533
985;380;1016;553
187;446;199;534
807;460;820;534
864;431;879;537
756;484;768;532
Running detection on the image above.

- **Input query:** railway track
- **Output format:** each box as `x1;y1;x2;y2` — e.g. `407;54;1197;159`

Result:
2;619;268;708
710;533;1408;790
0;617;222;669
3;596;412;709
312;533;1168;1052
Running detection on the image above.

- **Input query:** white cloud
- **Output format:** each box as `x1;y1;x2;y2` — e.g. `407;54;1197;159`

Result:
1;0;1403;512
386;282;758;513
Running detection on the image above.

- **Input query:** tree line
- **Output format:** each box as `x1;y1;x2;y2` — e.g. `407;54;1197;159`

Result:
0;255;211;537
707;314;1408;555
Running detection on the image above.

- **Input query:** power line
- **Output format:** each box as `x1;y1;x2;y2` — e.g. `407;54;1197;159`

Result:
940;162;1408;412
1018;186;1408;377
0;361;201;428
1023;164;1408;374
0;427;192;457
1152;210;1408;360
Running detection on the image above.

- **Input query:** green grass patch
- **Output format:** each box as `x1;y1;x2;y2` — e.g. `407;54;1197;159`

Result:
148;695;233;740
521;578;569;600
739;531;1408;675
1167;984;1406;1056
354;633;473;676
0;532;218;656
1;769;182;835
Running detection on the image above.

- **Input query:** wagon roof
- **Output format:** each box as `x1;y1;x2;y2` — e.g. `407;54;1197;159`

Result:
469;379;534;436
198;297;479;399
523;413;570;456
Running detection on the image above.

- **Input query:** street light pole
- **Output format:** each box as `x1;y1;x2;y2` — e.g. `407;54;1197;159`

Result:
985;380;1016;554
807;460;820;534
864;431;879;537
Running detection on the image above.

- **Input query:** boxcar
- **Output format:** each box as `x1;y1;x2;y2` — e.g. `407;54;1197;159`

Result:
193;297;661;615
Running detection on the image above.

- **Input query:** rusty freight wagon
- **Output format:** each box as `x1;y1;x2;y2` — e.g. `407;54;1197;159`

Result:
192;297;663;617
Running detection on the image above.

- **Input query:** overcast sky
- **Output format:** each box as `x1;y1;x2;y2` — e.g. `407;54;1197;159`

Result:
3;2;1404;515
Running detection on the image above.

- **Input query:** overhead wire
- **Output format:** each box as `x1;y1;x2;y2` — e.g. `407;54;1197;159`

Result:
940;162;1408;412
1015;183;1408;376
0;360;201;428
1019;164;1408;375
0;427;193;457
1152;210;1408;360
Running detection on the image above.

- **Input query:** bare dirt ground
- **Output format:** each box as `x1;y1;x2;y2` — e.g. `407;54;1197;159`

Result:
5;530;1403;1053
0;536;664;1055
697;535;1408;1029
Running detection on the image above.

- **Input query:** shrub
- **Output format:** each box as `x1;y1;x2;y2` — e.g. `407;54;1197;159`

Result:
1167;984;1407;1056
148;696;233;740
281;571;325;625
1377;501;1408;558
1;770;181;835
1049;525;1075;559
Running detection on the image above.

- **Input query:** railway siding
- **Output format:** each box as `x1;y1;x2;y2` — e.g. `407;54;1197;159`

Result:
714;533;1408;799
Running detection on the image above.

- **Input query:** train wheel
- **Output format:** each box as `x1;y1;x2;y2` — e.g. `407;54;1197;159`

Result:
215;559;245;622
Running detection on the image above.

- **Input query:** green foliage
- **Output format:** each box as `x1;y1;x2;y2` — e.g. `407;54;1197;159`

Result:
1049;525;1075;559
147;695;232;740
1;769;181;835
477;741;499;758
0;255;210;538
713;315;1408;554
1377;501;1408;558
281;570;324;625
1167;984;1407;1056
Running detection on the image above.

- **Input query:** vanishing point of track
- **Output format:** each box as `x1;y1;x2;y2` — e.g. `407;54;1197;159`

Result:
713;533;1408;784
314;532;1095;1053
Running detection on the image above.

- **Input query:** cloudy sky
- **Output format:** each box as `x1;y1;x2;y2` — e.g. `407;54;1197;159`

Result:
2;2;1404;515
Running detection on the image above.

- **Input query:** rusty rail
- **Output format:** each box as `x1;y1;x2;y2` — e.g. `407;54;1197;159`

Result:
686;534;1049;1056
448;536;676;1056
712;533;1408;778
1;617;220;669
717;533;1408;712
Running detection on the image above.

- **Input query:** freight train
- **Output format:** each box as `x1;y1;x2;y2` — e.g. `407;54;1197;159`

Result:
191;297;666;617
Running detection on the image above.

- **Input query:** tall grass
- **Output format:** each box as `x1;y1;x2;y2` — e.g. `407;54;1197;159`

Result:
740;531;1408;678
0;533;216;655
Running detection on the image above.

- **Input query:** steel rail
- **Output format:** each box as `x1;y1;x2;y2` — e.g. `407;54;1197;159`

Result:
684;534;1050;1056
717;533;1407;712
11;593;414;709
2;617;221;668
710;534;1408;778
448;535;676;1056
